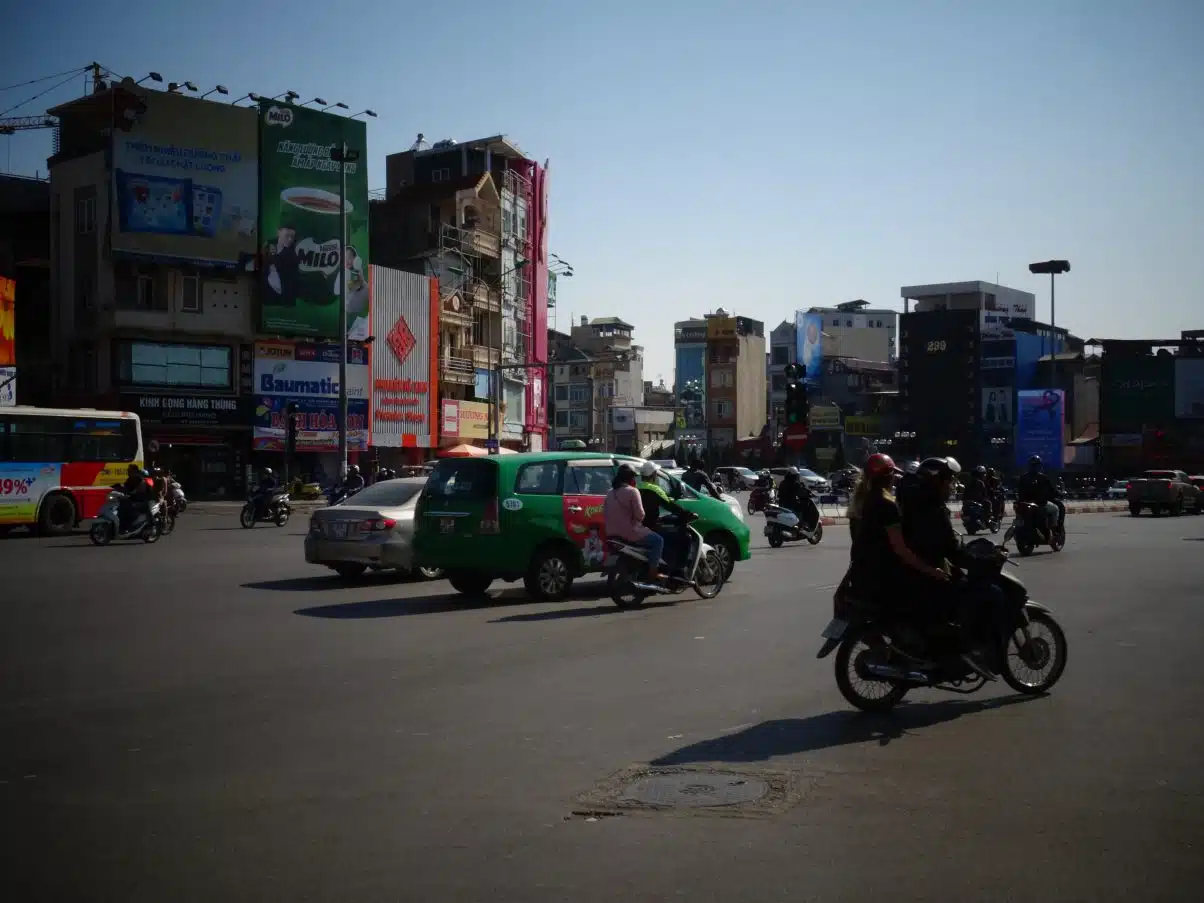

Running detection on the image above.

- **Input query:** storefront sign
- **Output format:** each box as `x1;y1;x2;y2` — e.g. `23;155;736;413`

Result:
809;407;842;431
370;267;438;447
981;356;1016;370
677;326;706;343
441;399;490;440
258;102;369;339
253;341;368;400
111;90;258;267
121;393;249;427
251;396;368;452
707;316;737;340
844;415;881;437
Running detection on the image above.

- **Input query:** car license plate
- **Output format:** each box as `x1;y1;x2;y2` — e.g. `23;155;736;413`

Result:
330;522;348;539
820;618;847;640
439;517;455;534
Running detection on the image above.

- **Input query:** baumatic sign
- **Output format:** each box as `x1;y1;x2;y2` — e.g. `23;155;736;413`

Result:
369;266;439;447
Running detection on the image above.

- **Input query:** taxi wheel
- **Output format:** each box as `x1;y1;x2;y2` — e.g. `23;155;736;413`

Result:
525;546;574;602
707;532;738;581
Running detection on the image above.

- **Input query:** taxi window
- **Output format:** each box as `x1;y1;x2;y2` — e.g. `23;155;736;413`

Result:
565;462;614;496
515;461;563;495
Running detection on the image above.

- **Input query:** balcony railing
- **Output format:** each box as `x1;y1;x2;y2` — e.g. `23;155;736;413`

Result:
440;353;475;385
471;345;500;369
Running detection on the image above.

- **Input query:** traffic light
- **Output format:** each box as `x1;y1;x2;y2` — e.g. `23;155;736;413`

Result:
783;364;810;425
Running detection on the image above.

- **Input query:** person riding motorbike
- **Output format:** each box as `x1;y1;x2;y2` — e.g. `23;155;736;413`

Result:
118;465;153;531
1016;455;1064;536
962;465;990;520
636;461;693;574
778;466;820;534
985;467;1005;520
343;464;365;495
252;467;282;519
682;460;722;499
903;457;1006;678
604;463;665;582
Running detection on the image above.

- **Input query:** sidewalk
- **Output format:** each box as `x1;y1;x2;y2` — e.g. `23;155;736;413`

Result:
188;500;327;515
814;501;1129;526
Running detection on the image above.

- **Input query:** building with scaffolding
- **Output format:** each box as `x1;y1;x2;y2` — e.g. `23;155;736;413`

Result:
371;135;551;451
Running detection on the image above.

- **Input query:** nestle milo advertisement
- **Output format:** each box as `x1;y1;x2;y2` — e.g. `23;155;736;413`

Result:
258;102;370;339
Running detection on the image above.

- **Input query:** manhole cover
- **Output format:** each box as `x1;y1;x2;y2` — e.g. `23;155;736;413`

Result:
620;772;769;808
575;765;805;818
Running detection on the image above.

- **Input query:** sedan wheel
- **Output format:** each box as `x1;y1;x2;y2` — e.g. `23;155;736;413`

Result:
525;548;573;602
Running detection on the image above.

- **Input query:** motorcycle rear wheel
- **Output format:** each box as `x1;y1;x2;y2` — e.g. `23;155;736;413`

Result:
806;522;824;545
608;559;647;609
834;627;909;713
693;550;725;599
767;525;784;548
88;521;114;546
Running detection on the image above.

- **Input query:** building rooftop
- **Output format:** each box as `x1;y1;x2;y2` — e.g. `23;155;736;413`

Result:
584;316;634;330
899;280;1032;299
414;134;529;161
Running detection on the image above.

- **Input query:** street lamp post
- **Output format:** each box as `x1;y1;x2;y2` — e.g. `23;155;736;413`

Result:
1029;259;1071;389
487;259;528;453
331;141;361;478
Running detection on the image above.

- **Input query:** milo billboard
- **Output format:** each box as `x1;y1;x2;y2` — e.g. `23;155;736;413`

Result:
258;103;369;339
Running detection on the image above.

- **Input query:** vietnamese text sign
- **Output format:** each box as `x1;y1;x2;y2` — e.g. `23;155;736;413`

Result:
442;400;490;440
252;395;367;452
111;91;258;265
121;393;248;427
258;103;369;339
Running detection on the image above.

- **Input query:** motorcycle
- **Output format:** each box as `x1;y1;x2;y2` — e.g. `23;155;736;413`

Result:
605;513;726;609
89;491;163;545
168;479;187;513
961;499;1001;535
1004;501;1065;556
747;483;777;515
763;502;823;548
240;491;292;528
817;538;1068;712
324;484;361;507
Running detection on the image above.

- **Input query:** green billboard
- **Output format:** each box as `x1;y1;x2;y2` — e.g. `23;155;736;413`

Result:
258;102;369;339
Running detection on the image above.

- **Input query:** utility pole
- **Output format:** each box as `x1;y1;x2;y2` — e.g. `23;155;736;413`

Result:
331;140;361;478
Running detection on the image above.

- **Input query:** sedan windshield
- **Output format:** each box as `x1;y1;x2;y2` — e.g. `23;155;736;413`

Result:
338;479;424;508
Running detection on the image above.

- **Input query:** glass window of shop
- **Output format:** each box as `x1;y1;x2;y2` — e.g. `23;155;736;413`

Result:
115;341;232;390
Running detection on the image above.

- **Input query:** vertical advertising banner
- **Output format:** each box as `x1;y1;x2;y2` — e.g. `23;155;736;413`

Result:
981;387;1013;427
795;311;824;388
369;267;438;448
111;90;258;265
0;275;14;366
1015;389;1065;470
258;103;369;340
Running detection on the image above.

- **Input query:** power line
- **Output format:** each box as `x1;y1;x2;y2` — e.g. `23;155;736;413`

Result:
0;69;89;119
0;65;89;94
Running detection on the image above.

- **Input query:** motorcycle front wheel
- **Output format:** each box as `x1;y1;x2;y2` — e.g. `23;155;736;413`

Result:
693;549;725;599
88;521;114;546
239;505;256;529
608;559;647;609
141;521;161;544
767;524;784;548
275;506;291;527
806;522;824;545
1000;611;1068;695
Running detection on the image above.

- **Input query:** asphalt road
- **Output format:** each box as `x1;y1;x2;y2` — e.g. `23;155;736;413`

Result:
3;509;1203;902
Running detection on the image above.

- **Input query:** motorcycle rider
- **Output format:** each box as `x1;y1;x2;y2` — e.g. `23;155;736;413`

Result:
604;463;665;582
778;466;820;535
252;467;280;519
343;464;366;495
118;464;153;531
682;459;721;499
962;465;990;520
986;467;1005;521
895;460;922;514
636;461;692;574
903;457;1005;678
1016;455;1064;537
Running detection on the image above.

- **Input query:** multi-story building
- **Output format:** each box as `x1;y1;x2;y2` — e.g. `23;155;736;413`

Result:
1;174;51;405
46;77;261;498
673;318;707;453
545;317;644;450
704;310;766;450
373;134;550;450
767;320;797;437
805;299;898;362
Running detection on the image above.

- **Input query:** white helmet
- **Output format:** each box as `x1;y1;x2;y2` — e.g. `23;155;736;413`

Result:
638;460;659;478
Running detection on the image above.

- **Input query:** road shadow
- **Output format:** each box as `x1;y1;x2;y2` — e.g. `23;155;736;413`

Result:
491;599;678;623
295;591;522;619
652;695;1041;765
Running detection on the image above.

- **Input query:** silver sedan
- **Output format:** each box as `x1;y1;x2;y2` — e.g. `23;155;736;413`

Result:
304;478;442;581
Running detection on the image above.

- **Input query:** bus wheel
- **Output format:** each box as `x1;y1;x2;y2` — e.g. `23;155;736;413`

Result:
38;493;77;536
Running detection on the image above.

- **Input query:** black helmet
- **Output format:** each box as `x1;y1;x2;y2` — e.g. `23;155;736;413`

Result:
1028;455;1042;469
973;465;986;475
918;456;962;479
262;467;274;476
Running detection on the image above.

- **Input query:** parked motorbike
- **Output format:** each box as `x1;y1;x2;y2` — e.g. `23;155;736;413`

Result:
605;513;725;609
763;503;823;548
1004;501;1065;556
961;499;1001;535
747;484;777;515
89;491;163;545
240;491;292;528
817;538;1068;712
169;479;187;513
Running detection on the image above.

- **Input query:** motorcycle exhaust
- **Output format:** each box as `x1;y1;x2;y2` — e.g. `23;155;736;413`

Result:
630;581;668;594
863;662;930;683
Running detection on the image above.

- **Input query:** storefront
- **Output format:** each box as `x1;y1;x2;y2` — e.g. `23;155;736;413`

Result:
120;393;253;500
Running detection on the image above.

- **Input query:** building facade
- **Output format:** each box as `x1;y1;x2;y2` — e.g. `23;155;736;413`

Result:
673;318;707;454
767;319;796;437
806;299;898;363
546;317;644;450
704;311;766;450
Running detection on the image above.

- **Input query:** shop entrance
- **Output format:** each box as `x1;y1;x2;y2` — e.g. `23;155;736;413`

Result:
151;439;241;501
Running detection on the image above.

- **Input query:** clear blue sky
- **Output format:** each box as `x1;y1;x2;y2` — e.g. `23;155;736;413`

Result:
4;0;1202;383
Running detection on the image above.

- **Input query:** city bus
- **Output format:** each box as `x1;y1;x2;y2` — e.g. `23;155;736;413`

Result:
0;406;144;534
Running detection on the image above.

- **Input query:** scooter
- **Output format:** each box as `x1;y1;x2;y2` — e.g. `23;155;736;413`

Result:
763;503;823;548
89;491;163;545
961;499;1001;535
1003;501;1065;556
605;513;725;609
747;483;776;515
240;491;292;528
169;479;187;513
